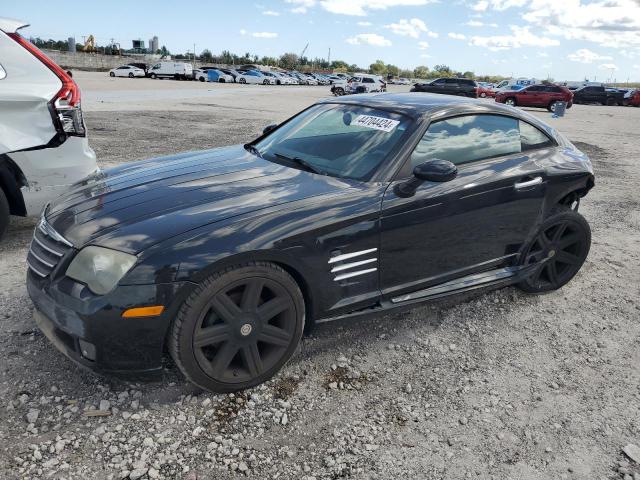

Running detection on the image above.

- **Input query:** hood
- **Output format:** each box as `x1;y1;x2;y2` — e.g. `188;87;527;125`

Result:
46;145;355;254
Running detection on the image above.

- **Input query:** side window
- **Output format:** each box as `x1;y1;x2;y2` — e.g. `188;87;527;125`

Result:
432;79;445;85
445;78;458;84
363;78;374;83
410;115;521;168
520;121;555;151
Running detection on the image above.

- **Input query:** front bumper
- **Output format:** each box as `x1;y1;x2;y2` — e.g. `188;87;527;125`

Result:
27;269;194;375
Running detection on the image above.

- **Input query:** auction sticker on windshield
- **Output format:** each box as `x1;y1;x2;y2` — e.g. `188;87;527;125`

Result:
353;115;400;132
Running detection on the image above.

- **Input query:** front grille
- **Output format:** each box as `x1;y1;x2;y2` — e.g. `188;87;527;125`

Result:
27;221;73;278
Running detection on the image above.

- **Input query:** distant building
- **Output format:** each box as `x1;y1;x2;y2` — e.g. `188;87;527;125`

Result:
148;36;159;53
132;39;145;52
67;37;75;53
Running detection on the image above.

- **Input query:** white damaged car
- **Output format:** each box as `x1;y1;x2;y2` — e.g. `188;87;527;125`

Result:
0;17;98;239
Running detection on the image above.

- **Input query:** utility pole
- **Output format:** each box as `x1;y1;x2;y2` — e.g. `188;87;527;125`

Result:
193;43;196;67
328;47;331;67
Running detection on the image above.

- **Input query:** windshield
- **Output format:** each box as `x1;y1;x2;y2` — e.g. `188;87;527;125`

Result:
253;104;411;181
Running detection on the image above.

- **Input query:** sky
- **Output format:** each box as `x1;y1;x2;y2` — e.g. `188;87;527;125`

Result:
4;0;640;82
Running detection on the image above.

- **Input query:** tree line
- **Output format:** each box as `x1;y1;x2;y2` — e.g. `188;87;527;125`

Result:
29;37;507;82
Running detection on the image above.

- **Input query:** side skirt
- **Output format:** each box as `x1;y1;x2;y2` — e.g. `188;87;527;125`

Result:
315;264;537;325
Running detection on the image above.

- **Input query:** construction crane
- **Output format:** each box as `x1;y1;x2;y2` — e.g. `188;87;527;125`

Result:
299;43;309;60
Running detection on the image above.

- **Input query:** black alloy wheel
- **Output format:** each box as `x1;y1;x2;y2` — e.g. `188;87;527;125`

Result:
518;209;591;293
239;77;246;84
128;72;134;78
169;262;305;393
109;72;115;77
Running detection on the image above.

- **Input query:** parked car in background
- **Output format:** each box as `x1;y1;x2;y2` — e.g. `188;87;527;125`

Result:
219;68;241;82
192;69;206;81
573;85;625;106
28;93;594;393
207;69;234;83
476;82;496;98
396;77;411;85
109;65;145;78
237;70;271;85
126;62;149;76
494;77;537;93
326;74;343;84
495;84;573;112
628;89;640;107
149;62;193;80
0;17;97;240
411;78;478;98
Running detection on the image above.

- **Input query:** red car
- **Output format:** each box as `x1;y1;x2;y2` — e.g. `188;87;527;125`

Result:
495;84;573;112
629;90;640;107
477;85;496;98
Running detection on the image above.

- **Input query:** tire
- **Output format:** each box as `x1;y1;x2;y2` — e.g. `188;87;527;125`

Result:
128;72;134;78
109;72;115;77
239;78;246;84
517;208;591;293
169;261;305;393
151;73;157;79
199;77;205;82
0;188;9;241
334;87;344;96
480;92;487;98
606;98;616;106
547;101;560;112
505;97;517;107
219;78;225;83
263;79;269;85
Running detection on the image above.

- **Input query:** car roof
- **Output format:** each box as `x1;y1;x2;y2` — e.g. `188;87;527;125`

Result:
319;92;509;117
0;17;28;33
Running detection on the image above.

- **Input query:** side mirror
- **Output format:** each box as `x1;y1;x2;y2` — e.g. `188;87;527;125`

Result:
263;124;278;135
395;159;457;197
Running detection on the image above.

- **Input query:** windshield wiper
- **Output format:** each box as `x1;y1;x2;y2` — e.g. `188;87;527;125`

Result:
244;143;262;158
274;152;325;175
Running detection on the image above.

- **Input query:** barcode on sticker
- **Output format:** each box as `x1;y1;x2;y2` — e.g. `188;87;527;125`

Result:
353;115;400;132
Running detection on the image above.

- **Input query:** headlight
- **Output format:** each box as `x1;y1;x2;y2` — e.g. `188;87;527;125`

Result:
66;246;136;295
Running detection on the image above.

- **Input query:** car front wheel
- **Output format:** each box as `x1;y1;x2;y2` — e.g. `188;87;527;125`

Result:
518;208;591;293
505;97;517;107
109;72;115;77
169;262;305;393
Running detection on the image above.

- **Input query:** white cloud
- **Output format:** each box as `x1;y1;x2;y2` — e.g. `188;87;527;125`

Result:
418;41;429;49
471;1;489;11
465;20;498;27
385;18;433;38
567;48;613;64
420;53;432;58
599;63;618;70
521;0;640;49
286;0;315;13
448;32;467;40
469;25;560;51
263;10;280;15
252;32;279;38
320;0;438;16
635;64;640;69
357;21;372;26
346;33;392;46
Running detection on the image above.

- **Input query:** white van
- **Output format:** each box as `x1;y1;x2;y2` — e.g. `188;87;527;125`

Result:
494;77;538;93
149;62;193;80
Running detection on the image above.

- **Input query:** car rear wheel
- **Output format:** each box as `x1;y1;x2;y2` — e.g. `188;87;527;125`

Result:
518;209;591;293
169;262;305;393
199;77;205;82
505;97;517;107
0;188;9;241
151;73;157;79
109;72;115;77
218;78;225;83
128;72;134;78
479;92;487;98
239;78;246;84
548;101;561;112
263;79;269;85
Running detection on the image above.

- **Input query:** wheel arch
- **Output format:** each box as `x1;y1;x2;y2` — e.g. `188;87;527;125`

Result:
548;174;595;212
0;154;27;216
186;250;318;329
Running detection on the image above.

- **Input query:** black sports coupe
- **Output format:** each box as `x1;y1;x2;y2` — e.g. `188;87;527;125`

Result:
27;93;594;393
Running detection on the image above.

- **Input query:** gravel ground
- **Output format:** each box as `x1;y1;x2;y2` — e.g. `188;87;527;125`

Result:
0;72;639;480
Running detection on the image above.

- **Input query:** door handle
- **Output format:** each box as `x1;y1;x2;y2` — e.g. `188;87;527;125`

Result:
514;176;542;190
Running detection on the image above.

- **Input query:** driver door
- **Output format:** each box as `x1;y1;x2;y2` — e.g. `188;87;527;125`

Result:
379;114;548;301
